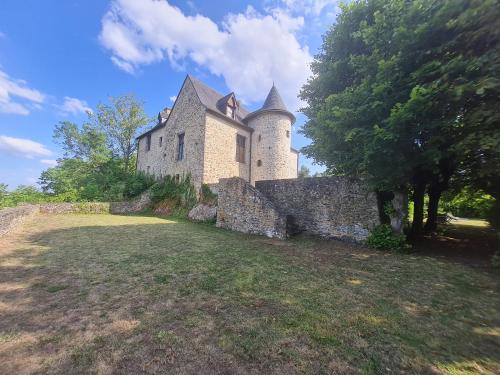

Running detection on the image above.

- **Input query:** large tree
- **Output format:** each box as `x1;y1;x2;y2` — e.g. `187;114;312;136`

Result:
300;0;500;235
40;94;152;201
92;94;151;174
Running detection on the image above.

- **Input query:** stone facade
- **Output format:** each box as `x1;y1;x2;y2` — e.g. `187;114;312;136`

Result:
136;75;298;191
248;112;297;184
137;77;206;191
216;176;381;242
203;112;251;184
217;177;287;239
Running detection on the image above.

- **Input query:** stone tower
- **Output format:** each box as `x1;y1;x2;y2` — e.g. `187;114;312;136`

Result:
246;85;296;184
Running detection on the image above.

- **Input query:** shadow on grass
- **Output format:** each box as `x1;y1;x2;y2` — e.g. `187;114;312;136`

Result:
0;215;499;374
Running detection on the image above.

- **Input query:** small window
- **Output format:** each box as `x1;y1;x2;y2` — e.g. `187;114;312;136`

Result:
227;105;235;119
146;166;150;174
175;174;180;182
286;130;290;138
146;134;151;151
159;136;163;147
177;133;185;161
236;134;246;163
258;134;261;142
257;160;262;167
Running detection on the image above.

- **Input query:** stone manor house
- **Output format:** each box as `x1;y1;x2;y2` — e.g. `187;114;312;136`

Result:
136;75;298;191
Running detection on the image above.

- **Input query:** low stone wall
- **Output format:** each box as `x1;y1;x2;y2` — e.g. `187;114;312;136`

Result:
216;176;381;242
256;177;380;242
109;191;152;214
0;205;39;236
216;177;287;239
39;202;110;214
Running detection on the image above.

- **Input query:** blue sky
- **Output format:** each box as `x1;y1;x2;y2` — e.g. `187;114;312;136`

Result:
0;0;340;189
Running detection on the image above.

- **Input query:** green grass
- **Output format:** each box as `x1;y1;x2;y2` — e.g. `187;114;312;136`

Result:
0;213;499;374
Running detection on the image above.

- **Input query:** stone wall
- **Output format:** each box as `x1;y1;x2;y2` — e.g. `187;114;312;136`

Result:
109;191;152;214
137;77;207;191
216;177;287;239
216;176;381;242
255;177;380;242
39;202;110;214
0;205;39;236
203;112;251;184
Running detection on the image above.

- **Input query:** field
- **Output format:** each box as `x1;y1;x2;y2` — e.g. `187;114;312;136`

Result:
1;214;499;374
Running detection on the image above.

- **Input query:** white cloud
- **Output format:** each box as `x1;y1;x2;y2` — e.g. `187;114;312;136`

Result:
40;159;58;167
277;0;340;16
169;95;177;102
99;0;312;110
58;96;92;115
0;135;52;159
0;70;45;115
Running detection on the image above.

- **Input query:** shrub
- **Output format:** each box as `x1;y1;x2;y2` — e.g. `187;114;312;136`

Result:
366;224;407;251
123;172;156;199
150;174;197;215
199;184;218;206
492;251;500;269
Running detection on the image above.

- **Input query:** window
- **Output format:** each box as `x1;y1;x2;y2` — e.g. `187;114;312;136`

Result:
258;134;262;142
257;160;262;167
146;134;151;151
175;174;180;182
159;136;163;147
286;130;290;138
146;166;150;174
227;105;235;119
236;134;246;163
177;133;185;160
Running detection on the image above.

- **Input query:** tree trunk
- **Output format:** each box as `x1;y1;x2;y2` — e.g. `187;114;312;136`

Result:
424;185;441;232
411;180;426;236
424;159;454;232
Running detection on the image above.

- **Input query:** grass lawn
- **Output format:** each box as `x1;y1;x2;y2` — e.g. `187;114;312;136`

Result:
0;214;499;374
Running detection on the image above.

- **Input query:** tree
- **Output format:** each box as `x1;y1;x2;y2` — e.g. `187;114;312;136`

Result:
92;94;152;174
41;94;153;201
298;165;311;178
300;0;500;235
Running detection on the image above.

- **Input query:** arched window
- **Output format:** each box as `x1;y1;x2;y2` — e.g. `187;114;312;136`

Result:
257;160;262;167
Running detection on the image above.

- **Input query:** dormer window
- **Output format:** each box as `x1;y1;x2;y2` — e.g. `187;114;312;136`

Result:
226;95;237;119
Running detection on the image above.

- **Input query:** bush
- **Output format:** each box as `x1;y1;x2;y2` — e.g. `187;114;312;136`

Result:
366;224;407;251
492;251;500;269
123;172;156;199
150;174;197;213
199;184;217;206
440;188;495;219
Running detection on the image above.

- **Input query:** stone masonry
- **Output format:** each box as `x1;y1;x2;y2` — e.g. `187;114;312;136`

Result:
217;176;381;242
216;177;287;239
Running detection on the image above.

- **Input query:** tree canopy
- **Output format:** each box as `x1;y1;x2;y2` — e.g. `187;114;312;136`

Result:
300;0;500;233
39;94;154;201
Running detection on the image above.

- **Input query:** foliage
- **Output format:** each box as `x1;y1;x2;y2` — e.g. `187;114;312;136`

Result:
122;172;156;199
37;94;153;203
366;224;407;251
91;94;152;174
149;174;197;211
298;165;311;178
300;0;500;234
492;251;500;269
199;184;218;206
440;188;495;219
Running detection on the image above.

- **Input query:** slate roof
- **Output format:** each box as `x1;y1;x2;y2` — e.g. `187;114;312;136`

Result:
188;75;251;128
244;84;295;123
137;76;296;140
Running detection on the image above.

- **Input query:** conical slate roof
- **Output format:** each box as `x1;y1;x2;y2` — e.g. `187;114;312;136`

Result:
244;84;295;123
262;85;288;112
